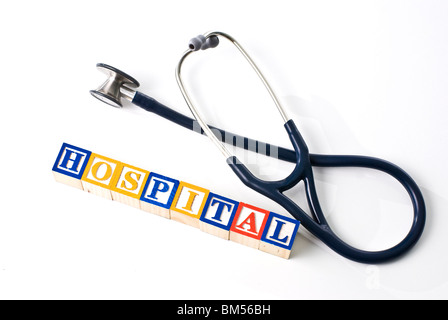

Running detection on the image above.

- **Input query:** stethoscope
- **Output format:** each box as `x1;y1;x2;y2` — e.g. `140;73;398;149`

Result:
90;31;426;264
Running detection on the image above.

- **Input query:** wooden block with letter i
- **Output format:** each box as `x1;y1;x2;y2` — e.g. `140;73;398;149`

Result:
260;212;300;259
199;193;239;240
170;181;209;228
140;172;179;218
52;143;92;190
229;203;270;249
81;153;121;200
110;163;150;208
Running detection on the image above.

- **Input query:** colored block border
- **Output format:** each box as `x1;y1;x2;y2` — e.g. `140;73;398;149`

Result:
261;212;300;250
52;143;91;179
140;172;180;209
199;193;239;231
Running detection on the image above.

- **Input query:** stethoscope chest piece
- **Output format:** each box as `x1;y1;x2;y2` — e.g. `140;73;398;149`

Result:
90;63;140;108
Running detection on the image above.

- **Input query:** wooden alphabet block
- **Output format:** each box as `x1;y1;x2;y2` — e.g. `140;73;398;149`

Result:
260;212;300;259
52;143;92;190
199;193;239;240
53;143;301;258
140;173;179;218
230;203;270;249
110;163;150;208
81;153;121;200
170;182;209;228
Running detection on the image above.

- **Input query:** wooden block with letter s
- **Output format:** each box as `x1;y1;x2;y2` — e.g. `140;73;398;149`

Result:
110;163;150;208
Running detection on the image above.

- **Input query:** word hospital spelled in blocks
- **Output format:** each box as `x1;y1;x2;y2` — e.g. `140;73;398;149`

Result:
52;143;300;259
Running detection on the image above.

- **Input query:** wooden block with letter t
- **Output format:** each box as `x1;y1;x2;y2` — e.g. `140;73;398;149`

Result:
199;193;239;240
170;181;209;228
110;163;150;208
260;212;300;259
229;203;270;249
81;153;121;200
52;143;92;190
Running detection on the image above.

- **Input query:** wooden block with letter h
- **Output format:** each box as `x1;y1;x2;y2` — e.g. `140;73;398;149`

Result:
52;143;92;190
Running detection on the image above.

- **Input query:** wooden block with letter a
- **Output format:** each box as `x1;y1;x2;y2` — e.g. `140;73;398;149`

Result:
170;181;209;228
110;163;150;208
81;153;121;200
52;143;91;190
260;212;300;259
199;193;239;240
229;203;270;249
140;172;179;218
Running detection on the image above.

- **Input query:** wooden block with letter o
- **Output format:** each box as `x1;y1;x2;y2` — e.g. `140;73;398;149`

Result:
81;153;121;200
170;182;209;228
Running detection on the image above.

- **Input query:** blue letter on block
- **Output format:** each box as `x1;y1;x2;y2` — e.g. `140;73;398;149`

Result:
199;193;239;230
261;212;300;250
52;143;91;179
140;172;179;209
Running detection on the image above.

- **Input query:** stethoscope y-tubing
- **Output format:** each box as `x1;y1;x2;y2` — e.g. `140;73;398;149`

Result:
132;91;425;263
133;91;296;161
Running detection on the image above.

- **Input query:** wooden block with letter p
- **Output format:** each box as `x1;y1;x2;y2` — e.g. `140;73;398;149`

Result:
52;143;92;190
110;163;150;208
199;193;239;240
81;153;121;200
170;181;209;228
260;212;300;259
140;172;179;218
229;203;270;249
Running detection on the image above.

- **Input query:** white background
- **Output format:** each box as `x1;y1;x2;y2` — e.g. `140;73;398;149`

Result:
0;0;447;300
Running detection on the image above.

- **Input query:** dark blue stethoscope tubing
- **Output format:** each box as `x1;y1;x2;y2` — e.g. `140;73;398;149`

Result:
227;120;426;264
132;92;426;263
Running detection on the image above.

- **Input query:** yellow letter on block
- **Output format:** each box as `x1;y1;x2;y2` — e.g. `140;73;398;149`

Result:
81;153;121;200
170;182;209;228
110;163;150;208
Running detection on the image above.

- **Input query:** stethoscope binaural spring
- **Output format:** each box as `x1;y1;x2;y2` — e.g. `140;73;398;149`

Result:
90;31;426;264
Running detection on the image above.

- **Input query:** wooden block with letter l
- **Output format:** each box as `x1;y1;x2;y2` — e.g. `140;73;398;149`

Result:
110;163;150;208
139;172;179;218
170;181;209;228
229;203;270;249
52;143;92;190
199;193;239;240
260;212;300;259
81;153;121;200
